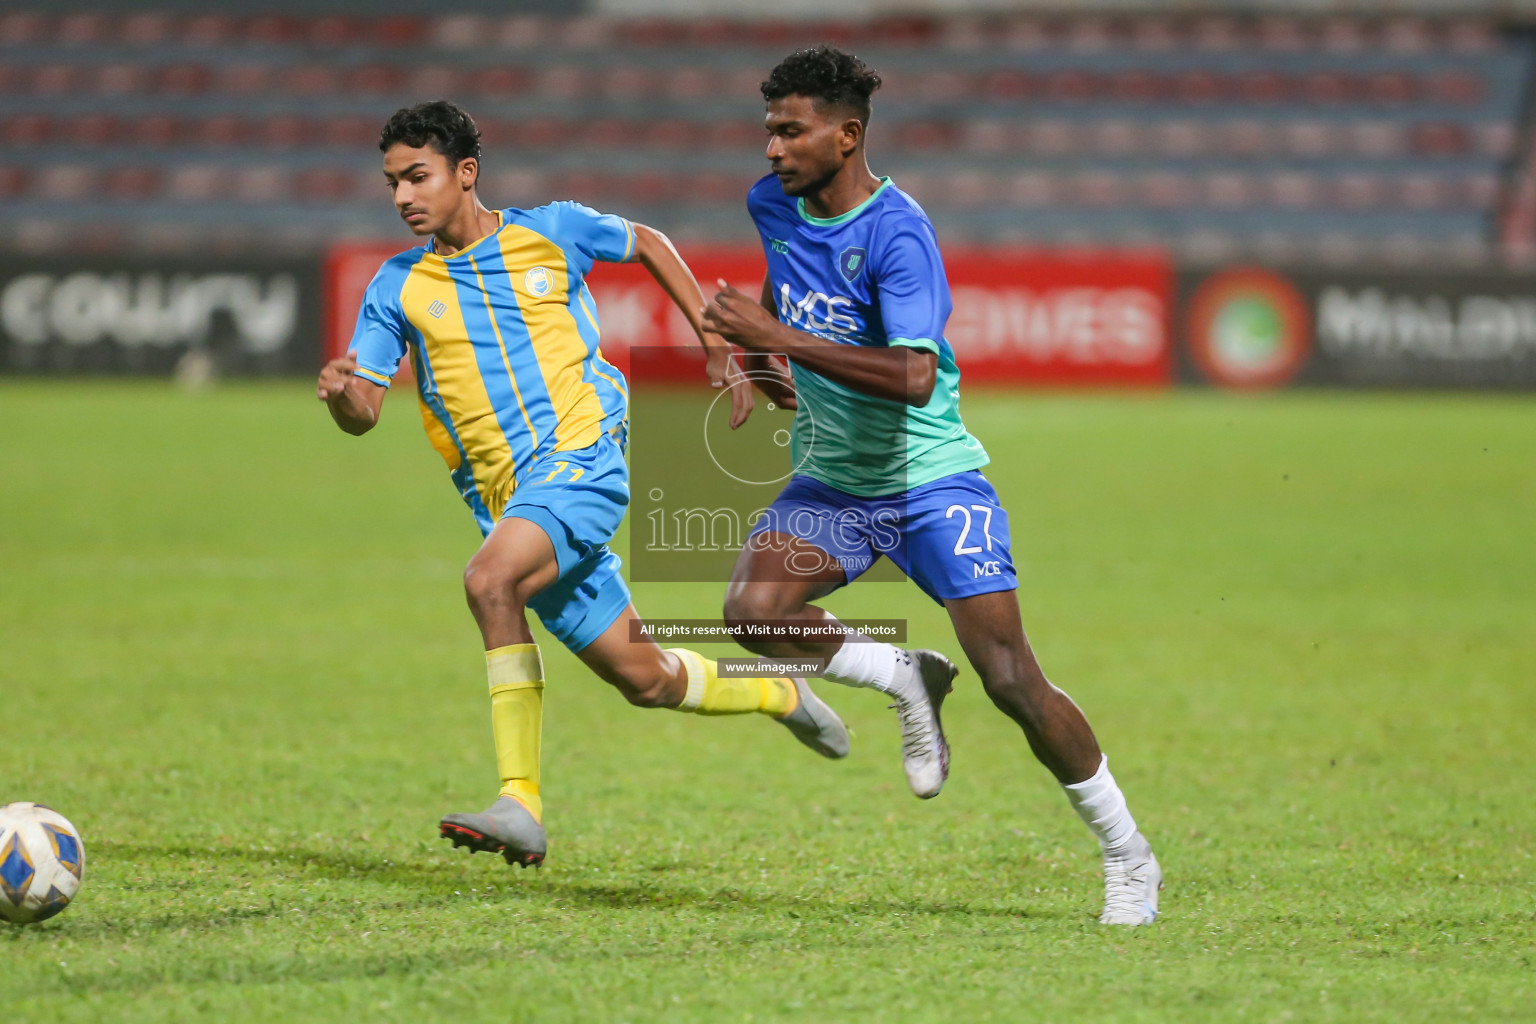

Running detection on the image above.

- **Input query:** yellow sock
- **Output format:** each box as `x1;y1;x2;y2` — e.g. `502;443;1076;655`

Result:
486;643;544;823
666;648;798;717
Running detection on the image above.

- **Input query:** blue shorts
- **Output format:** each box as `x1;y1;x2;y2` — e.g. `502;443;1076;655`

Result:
747;471;1017;604
501;433;632;652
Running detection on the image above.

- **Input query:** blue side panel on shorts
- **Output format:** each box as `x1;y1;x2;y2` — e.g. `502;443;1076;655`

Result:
749;470;1017;604
500;433;633;651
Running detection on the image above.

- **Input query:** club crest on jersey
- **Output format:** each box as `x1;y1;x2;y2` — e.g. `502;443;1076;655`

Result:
838;247;867;282
524;267;554;297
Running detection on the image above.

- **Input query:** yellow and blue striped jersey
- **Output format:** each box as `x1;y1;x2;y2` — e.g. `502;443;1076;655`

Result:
349;203;632;531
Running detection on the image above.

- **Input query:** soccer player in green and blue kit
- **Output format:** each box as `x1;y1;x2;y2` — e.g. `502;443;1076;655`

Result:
703;48;1163;924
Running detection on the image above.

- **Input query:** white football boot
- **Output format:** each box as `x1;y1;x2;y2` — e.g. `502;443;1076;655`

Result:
1099;832;1162;925
888;648;958;799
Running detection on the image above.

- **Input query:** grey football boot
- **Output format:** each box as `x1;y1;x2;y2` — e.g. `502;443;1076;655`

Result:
890;649;958;799
775;677;851;758
440;795;546;867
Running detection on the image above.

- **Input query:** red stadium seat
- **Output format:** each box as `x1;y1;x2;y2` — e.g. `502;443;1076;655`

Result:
348;66;403;95
370;17;423;47
1269;171;1323;208
1398;174;1449;209
1220;118;1274;158
1410;122;1471;157
1152;120;1209;157
125;114;182;147
1475;122;1516;159
1334;173;1386;209
103;167;159;202
246;16;302;45
200;115;249;148
600;67;660;101
1138;172;1192;208
895;120;961;151
1044;70;1101;102
320;116;377;148
1027;119;1084;157
533;66;587;100
36;165;98;201
1088;119;1141;156
1237;70;1289;103
484;170;548;206
1203;172;1255;208
645;119;702;149
62;113;119;147
1005;172;1059;208
1173;71;1223;104
1072;171;1127;208
2;114;55;147
214;63;272;96
1282;120;1339;157
31;64;86;96
1256;16;1311;52
408;66;464;97
432;16;486;49
0;12;49;45
255;116;312;149
947;171;998;207
1302;71;1358;105
1128;18;1178;52
0;167;30;199
492;16;549;49
309;16;363;47
469;67;534;97
121;13;174;46
661;68;717;101
182;14;237;46
57;13;107;46
166;165;228;202
1365;72;1416;104
1191;16;1245;52
1381;17;1433;54
585;118;643;148
95;62;151;95
235;166;289;204
1108;71;1164;102
512;119;569;149
157;64;213;97
284;65;343;95
294;167;357;203
1426;71;1483;105
1349;120;1407;157
558;17;614;50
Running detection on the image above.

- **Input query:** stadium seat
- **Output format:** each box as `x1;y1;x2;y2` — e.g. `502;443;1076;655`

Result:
57;13;107;46
96;62;152;95
62;114;119;147
103;167;159;201
182;14;237;46
157;64;213;97
36;165;98;201
2;115;54;147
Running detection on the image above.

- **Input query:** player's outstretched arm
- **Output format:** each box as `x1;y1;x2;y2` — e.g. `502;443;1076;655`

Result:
317;350;387;435
629;223;753;429
704;281;936;406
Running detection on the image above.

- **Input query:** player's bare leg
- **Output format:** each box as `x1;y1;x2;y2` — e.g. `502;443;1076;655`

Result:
725;532;955;797
576;606;849;758
945;589;1161;924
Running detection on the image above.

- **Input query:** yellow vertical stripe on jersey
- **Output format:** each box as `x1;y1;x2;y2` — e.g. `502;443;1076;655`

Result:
467;255;540;452
400;262;515;518
498;226;606;453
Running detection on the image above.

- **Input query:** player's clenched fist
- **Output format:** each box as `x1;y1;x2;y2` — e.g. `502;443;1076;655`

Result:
317;350;359;401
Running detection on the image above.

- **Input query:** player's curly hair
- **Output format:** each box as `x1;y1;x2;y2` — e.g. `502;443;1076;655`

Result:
761;45;882;125
379;100;482;165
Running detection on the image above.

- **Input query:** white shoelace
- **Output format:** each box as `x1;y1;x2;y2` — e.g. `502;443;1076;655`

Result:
1102;850;1156;919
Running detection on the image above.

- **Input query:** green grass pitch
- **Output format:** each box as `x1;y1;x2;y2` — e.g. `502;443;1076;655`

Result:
2;380;1532;1022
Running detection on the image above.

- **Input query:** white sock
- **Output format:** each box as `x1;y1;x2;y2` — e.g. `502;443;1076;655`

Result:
822;636;904;696
1062;755;1139;856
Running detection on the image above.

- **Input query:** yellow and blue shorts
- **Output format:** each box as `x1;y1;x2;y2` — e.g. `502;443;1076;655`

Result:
500;433;632;652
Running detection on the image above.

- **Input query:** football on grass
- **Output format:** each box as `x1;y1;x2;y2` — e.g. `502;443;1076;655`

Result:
0;802;85;924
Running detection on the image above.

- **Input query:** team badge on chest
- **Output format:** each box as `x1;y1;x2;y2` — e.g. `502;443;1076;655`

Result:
524;266;554;297
838;247;867;283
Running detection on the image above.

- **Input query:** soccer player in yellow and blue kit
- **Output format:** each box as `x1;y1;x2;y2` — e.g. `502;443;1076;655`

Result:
317;101;849;867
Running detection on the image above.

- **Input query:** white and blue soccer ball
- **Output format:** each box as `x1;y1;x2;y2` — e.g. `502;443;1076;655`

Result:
0;802;85;924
